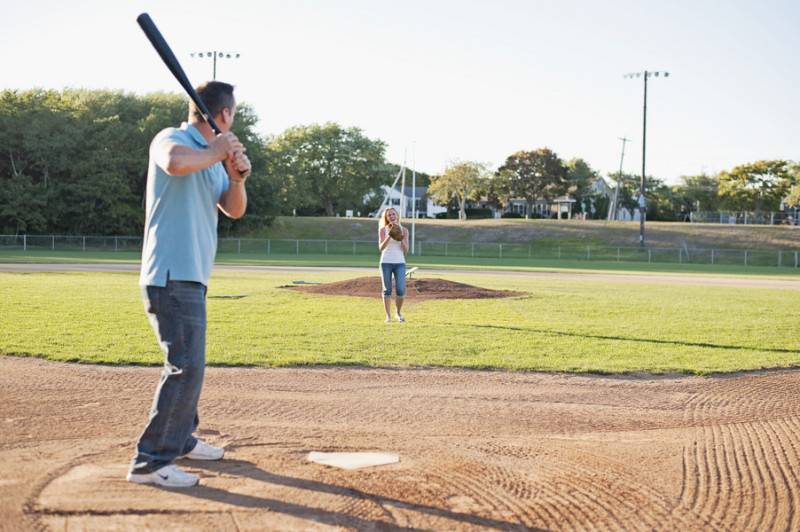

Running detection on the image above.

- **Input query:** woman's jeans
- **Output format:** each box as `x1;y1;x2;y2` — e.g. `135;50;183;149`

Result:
380;262;406;297
129;280;206;474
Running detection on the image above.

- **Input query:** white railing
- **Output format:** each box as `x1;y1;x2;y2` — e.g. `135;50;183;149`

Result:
690;211;797;225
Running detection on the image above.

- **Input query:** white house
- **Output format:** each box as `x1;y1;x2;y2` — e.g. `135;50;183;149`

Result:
368;186;448;219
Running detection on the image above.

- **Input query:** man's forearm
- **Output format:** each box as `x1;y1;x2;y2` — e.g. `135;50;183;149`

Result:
218;181;247;219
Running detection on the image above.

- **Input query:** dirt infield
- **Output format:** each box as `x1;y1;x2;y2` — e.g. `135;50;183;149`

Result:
286;276;526;300
2;357;800;530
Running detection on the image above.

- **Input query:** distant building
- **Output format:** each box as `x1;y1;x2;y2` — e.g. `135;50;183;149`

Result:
367;186;448;219
470;178;613;219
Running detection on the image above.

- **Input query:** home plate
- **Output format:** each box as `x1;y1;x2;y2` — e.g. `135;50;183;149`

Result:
307;451;400;470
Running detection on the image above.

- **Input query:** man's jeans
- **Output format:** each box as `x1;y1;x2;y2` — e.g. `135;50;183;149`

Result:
130;280;206;474
380;262;406;297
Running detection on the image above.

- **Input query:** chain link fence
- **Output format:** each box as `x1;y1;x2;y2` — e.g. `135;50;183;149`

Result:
2;234;799;268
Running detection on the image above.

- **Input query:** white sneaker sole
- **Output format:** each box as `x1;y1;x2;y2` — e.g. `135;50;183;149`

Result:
126;472;198;488
180;449;225;461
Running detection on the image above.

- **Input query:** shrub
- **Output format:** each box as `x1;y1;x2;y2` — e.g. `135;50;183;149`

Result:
465;208;494;219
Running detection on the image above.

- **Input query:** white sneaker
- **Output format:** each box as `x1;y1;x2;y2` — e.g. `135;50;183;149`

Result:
181;439;225;461
127;464;199;488
396;313;406;323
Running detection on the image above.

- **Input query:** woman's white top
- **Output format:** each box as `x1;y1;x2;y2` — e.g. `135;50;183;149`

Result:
380;227;406;264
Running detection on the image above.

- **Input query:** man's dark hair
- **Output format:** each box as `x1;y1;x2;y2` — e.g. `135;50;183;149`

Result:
190;81;235;122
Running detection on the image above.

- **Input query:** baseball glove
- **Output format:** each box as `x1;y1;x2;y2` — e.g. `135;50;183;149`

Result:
388;224;404;241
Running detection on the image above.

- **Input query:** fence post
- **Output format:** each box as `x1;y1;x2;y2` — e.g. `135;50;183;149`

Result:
744;250;748;266
770;212;775;225
648;249;652;263
499;243;503;259
237;239;241;254
744;212;748;224
52;235;55;250
796;251;798;268
267;239;271;255
528;245;531;258
711;249;715;265
82;236;86;251
114;237;118;252
23;234;27;252
778;250;782;267
296;240;300;255
679;248;682;263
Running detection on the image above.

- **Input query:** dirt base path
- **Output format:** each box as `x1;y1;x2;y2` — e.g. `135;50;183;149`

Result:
2;357;800;530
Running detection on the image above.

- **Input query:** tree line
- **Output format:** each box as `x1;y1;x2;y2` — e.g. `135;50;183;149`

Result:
0;89;393;235
428;153;799;221
1;89;797;234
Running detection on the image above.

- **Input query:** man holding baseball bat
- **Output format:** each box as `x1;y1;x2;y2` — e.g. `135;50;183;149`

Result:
127;81;251;488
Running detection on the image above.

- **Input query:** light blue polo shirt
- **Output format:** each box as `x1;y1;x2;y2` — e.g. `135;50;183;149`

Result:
139;123;229;287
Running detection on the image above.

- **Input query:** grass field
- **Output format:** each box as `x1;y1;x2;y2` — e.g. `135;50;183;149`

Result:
1;269;797;374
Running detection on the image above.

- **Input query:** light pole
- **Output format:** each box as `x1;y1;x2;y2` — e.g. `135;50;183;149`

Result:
190;51;241;80
624;70;669;247
411;142;417;255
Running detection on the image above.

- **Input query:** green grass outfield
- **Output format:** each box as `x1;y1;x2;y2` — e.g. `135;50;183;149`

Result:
1;269;797;374
2;249;800;277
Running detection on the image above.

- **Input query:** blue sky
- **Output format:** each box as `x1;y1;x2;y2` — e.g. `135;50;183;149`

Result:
2;0;798;183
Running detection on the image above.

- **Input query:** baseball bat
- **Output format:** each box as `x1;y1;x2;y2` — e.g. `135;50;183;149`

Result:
136;13;222;134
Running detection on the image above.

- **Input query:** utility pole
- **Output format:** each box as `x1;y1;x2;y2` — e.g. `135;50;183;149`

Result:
624;70;669;247
608;136;631;221
190;51;241;80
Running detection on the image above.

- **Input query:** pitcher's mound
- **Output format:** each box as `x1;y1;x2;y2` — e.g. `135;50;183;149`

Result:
287;276;525;300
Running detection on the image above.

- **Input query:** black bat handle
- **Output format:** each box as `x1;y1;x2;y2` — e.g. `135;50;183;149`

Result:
136;13;222;134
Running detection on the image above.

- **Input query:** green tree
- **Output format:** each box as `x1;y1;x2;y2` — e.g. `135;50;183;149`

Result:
564;158;597;212
219;103;278;235
266;123;387;216
427;161;490;220
671;173;720;215
565;158;607;218
718;160;794;211
645;176;676;221
785;163;800;208
0;173;48;234
0;88;275;235
497;148;567;218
